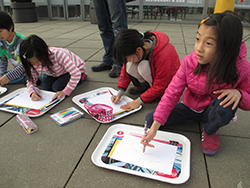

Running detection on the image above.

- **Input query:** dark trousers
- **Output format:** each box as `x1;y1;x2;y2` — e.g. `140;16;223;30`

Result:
145;96;238;135
41;73;82;92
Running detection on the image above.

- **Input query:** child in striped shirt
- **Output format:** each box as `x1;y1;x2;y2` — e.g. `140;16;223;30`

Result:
0;10;26;86
20;35;87;101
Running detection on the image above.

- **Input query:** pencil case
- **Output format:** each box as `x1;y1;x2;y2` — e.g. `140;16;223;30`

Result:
84;103;113;122
16;114;38;134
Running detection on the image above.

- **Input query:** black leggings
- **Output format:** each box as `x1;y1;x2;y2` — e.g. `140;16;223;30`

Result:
145;96;238;135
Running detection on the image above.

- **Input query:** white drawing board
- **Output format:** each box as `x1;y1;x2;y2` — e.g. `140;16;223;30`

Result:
0;87;65;117
0;87;7;96
72;87;142;123
6;91;53;109
111;133;178;175
92;124;191;184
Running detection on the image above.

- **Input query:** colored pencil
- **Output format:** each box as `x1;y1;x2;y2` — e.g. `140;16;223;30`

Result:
143;121;147;153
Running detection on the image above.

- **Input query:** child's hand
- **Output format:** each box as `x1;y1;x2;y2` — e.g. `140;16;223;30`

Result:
111;93;122;104
140;121;161;148
52;91;66;101
31;92;42;101
120;98;141;111
0;75;10;86
213;89;242;110
140;129;156;148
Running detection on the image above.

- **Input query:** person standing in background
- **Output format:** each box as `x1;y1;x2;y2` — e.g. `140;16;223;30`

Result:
91;0;128;78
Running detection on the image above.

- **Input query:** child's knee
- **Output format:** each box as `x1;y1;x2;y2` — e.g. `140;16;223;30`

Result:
205;96;238;134
145;111;154;128
210;96;237;120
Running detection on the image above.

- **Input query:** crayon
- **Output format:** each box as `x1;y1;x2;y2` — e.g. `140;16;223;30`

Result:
31;85;42;98
108;89;116;100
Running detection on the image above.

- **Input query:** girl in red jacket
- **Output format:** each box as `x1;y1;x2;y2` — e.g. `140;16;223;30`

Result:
112;29;180;111
141;11;250;155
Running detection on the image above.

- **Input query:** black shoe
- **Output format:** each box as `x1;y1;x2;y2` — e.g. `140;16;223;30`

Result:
108;66;121;78
128;82;150;95
91;63;112;72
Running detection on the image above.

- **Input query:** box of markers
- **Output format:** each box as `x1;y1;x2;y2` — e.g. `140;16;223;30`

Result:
16;114;38;134
50;107;84;127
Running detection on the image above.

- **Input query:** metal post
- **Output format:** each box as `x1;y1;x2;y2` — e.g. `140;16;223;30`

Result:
0;0;4;11
64;0;69;19
138;0;143;21
47;0;52;20
81;0;85;20
202;0;209;18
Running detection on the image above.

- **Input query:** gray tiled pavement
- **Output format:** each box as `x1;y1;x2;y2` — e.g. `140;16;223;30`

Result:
0;20;250;188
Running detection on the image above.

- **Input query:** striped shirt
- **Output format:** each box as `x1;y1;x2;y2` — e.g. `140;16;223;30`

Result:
0;32;25;79
27;47;87;96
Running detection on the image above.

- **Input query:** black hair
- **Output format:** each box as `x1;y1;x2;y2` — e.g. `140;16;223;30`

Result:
20;35;54;82
194;11;242;90
0;11;14;32
113;29;155;64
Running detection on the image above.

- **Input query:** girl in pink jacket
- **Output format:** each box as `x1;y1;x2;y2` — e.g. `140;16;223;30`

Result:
20;35;87;101
141;11;250;155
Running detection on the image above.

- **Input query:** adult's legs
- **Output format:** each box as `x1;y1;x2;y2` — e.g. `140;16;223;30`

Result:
108;0;128;68
93;0;115;67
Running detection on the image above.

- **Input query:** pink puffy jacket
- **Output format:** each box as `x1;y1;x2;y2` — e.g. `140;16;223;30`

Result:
154;41;250;125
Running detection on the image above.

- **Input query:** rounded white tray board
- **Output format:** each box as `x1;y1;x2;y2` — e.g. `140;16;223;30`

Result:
91;124;191;184
0;87;7;96
72;87;142;123
0;87;64;117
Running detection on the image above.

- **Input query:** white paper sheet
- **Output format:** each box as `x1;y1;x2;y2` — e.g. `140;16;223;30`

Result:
6;91;53;109
111;133;178;175
88;92;127;114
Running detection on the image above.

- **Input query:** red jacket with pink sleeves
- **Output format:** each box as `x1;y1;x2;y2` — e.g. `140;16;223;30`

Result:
117;31;180;103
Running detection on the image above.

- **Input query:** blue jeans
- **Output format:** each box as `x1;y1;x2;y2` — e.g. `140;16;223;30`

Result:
93;0;127;68
145;96;238;135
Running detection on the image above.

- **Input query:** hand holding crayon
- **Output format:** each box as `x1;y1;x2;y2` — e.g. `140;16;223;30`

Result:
31;85;42;101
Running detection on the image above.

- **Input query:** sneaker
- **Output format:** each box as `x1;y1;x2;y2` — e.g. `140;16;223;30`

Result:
108;66;121;78
128;82;150;95
201;130;220;155
91;63;112;72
